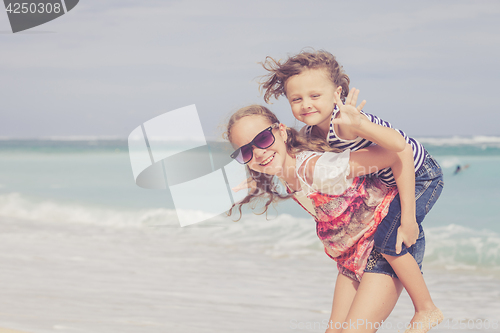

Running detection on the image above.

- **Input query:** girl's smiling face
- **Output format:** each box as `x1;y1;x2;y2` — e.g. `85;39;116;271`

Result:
285;68;342;129
230;115;290;177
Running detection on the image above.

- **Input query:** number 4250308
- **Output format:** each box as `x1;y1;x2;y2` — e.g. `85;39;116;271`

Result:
5;2;62;14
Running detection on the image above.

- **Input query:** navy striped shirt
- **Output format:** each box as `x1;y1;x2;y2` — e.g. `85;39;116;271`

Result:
303;109;427;186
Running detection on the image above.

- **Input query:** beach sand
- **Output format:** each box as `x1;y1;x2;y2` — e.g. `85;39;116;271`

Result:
1;214;499;333
0;328;29;333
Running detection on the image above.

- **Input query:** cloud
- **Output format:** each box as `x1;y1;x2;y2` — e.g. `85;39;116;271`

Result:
0;0;499;136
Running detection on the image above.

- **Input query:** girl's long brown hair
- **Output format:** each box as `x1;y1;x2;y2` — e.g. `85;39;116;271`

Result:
224;105;340;220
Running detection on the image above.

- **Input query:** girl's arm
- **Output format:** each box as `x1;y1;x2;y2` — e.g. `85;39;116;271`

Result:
332;89;406;152
348;144;402;178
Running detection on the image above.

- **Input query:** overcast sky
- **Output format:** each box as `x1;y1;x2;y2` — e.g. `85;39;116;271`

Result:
1;0;499;139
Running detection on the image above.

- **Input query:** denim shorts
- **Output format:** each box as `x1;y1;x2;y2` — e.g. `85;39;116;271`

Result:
364;153;444;278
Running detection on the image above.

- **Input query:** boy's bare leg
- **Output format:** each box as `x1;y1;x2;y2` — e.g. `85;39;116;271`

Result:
383;253;443;331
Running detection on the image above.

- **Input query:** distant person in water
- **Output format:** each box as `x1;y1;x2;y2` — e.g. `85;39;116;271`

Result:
454;164;470;175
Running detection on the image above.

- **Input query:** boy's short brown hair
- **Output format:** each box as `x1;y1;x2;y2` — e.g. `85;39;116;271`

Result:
260;49;350;103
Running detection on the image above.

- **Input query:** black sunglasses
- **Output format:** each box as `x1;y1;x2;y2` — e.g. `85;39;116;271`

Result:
230;123;279;164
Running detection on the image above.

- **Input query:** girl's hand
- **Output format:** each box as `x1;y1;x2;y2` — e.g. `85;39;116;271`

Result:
332;88;367;129
395;219;419;254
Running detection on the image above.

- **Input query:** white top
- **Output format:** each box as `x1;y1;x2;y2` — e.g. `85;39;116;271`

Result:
292;150;353;217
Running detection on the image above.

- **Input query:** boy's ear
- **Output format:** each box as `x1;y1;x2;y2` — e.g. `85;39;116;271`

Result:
335;85;342;95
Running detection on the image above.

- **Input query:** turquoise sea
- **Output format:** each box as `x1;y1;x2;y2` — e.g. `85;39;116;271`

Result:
0;136;499;332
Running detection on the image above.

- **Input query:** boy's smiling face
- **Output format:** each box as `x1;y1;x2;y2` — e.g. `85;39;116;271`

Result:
285;68;342;130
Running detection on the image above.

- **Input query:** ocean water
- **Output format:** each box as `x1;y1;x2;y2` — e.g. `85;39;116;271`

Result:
0;137;499;333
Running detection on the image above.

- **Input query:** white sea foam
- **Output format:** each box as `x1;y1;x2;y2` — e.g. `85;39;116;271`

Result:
0;192;176;228
417;135;500;146
425;224;500;273
42;136;126;141
0;192;321;258
438;156;462;168
0;136;126;141
1;192;498;273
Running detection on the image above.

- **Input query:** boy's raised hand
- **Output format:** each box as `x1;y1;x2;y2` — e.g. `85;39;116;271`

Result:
332;88;367;129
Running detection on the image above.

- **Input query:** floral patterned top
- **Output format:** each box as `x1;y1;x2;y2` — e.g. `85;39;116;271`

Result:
291;151;398;282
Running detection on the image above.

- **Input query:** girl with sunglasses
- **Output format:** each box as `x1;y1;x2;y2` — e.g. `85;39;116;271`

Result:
226;103;441;333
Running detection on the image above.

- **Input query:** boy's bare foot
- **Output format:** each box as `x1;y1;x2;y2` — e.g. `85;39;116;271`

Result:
404;308;444;333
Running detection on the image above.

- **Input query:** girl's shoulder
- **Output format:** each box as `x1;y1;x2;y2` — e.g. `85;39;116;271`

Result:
295;151;322;189
296;150;319;165
296;150;351;175
296;150;353;196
